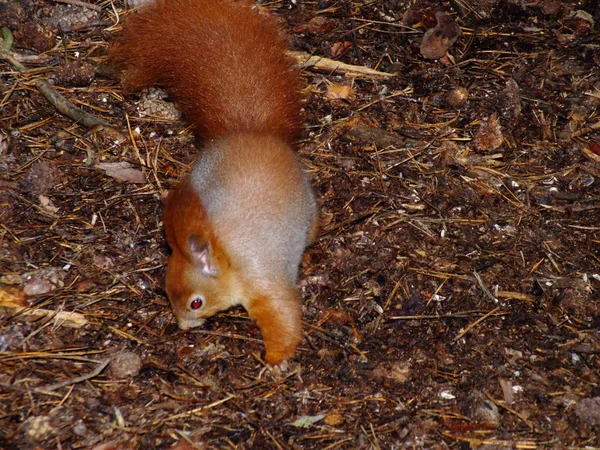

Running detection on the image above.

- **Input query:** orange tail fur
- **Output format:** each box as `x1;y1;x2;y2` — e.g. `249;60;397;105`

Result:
108;0;301;143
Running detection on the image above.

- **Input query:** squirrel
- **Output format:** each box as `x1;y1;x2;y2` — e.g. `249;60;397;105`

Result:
109;0;318;367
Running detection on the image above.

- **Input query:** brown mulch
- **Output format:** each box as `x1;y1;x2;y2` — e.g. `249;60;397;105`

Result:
1;0;600;448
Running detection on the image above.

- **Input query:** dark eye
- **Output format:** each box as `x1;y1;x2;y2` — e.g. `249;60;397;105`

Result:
190;297;203;310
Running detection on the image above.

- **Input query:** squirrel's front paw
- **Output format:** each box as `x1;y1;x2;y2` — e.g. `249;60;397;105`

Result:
269;359;289;376
259;359;290;378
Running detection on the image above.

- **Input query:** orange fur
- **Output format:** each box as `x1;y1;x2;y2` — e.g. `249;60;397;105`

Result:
108;0;301;143
162;134;316;365
110;2;318;366
248;288;302;365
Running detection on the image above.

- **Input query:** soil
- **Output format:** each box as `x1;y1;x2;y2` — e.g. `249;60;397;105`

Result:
1;0;600;448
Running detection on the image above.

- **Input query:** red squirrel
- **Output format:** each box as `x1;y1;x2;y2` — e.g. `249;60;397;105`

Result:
109;0;318;366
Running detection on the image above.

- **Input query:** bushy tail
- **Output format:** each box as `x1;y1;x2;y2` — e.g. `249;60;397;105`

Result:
108;0;301;143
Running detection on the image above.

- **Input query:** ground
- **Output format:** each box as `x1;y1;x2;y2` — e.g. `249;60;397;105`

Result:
1;0;600;448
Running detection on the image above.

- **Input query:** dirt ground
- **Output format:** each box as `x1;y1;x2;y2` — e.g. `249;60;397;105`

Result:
1;0;600;448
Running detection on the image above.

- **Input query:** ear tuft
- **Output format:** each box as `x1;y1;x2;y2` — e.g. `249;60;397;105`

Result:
188;234;219;276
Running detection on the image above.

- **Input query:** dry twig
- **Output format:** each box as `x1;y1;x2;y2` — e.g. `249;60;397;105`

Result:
455;307;501;340
290;50;395;79
0;287;87;328
39;358;110;392
0;26;127;143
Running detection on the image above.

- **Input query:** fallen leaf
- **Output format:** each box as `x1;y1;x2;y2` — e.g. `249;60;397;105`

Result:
322;308;355;325
325;84;355;101
0;286;28;308
96;162;146;184
420;11;462;60
372;362;411;383
570;9;595;26
338;116;405;148
588;142;600;156
330;41;352;58
289;414;326;428
0;133;8;153
324;413;344;426
473;113;504;152
293;16;337;34
0;286;87;328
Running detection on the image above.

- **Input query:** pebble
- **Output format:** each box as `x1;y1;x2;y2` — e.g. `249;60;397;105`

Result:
575;397;600;427
109;350;142;378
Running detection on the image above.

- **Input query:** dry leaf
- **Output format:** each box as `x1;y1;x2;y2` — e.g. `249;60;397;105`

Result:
324;413;344;426
325;84;355;101
0;286;87;328
473;113;504;152
420;11;462;60
96;162;146;184
289;414;326;428
330;41;352;58
293;16;337;34
0;286;28;308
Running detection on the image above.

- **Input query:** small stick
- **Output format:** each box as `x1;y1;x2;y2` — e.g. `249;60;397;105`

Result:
390;310;508;320
473;270;497;302
0;51;26;73
289;50;395;79
39;358;109;392
165;394;236;421
1;26;127;143
485;392;535;431
35;79;112;129
0;381;63;397
35;80;128;143
572;120;600;138
1;27;27;72
455;307;501;340
1;286;87;328
10;53;53;65
497;290;535;302
5;306;88;328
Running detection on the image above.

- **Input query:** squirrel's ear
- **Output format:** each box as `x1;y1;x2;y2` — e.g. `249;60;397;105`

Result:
187;234;219;276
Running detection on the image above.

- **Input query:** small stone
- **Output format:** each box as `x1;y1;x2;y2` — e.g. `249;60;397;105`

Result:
109;350;142;378
22;415;56;442
575;397;600;427
73;419;88;437
445;87;469;107
462;391;500;426
0;323;29;352
19;160;60;196
372;361;411;383
22;267;66;296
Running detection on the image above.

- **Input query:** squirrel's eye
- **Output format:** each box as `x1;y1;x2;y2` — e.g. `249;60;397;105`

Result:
190;297;203;310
